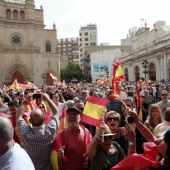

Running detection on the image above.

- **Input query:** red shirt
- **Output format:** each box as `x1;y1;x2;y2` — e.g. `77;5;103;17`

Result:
55;125;91;170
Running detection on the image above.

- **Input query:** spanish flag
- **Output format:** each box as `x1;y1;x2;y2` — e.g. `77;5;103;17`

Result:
135;82;142;120
97;78;107;87
81;96;108;126
110;60;125;98
49;72;58;81
58;103;66;133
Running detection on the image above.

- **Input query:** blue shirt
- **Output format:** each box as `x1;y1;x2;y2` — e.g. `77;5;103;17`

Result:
106;100;123;117
0;143;35;170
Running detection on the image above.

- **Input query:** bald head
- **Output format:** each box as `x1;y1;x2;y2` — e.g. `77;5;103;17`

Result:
30;108;44;126
0;117;14;144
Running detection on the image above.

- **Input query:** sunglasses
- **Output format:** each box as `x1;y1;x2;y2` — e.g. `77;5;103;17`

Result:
161;94;167;96
102;135;113;140
106;117;119;122
53;96;59;98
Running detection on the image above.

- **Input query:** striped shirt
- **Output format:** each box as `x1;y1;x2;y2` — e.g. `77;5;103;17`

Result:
17;116;59;170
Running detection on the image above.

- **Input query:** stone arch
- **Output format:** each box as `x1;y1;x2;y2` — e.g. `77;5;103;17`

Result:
20;10;25;19
134;65;140;81
12;71;24;84
4;64;31;85
124;68;129;81
46;41;51;52
148;63;156;80
167;60;170;80
43;69;57;85
6;9;11;18
13;10;18;19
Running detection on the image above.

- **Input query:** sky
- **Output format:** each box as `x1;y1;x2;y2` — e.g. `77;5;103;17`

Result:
35;0;170;45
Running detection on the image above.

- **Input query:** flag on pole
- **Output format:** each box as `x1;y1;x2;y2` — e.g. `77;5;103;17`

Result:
110;60;125;98
135;82;142;120
58;103;66;133
81;96;108;126
49;72;58;81
97;78;107;87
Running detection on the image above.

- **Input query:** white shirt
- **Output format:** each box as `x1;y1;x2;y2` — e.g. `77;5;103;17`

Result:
0;143;35;170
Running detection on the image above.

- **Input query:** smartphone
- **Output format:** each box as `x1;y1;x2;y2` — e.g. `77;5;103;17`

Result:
126;115;134;124
33;93;41;99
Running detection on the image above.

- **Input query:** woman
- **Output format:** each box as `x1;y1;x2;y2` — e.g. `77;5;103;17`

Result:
144;104;163;133
105;111;128;155
87;122;135;170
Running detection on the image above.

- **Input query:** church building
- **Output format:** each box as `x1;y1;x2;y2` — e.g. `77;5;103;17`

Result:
0;0;60;86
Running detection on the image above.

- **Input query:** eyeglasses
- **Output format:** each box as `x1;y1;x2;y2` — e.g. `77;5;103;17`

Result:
161;94;168;96
106;117;119;122
102;135;113;141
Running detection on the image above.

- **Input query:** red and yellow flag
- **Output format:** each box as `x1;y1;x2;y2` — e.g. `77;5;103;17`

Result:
49;72;58;81
97;78;107;87
110;60;125;98
135;82;142;120
81;96;108;126
57;103;66;133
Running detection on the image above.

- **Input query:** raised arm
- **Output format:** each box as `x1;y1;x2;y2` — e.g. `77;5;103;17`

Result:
129;110;157;142
41;93;59;117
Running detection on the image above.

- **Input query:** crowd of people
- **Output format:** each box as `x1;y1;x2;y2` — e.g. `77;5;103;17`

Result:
0;79;170;170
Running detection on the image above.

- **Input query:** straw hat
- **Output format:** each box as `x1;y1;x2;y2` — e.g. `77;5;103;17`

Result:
100;124;116;137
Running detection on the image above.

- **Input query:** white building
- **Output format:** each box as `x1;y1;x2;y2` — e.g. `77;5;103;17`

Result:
118;21;170;81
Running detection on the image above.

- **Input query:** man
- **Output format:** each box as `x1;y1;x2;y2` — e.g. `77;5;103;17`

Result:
106;91;123;117
0;94;10;114
120;87;127;100
143;89;154;108
153;107;170;138
54;107;91;170
64;87;75;101
157;90;170;119
74;100;96;136
16;93;60;170
0;117;35;170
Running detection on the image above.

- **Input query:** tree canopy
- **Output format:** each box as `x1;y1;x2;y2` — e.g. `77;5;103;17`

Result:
60;62;85;83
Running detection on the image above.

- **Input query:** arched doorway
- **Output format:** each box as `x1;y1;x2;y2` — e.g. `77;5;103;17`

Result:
124;68;129;81
134;66;140;81
148;63;156;80
12;71;24;84
46;72;53;85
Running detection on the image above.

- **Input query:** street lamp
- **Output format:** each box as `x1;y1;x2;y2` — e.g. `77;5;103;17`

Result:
41;73;47;85
142;60;148;80
105;68;109;81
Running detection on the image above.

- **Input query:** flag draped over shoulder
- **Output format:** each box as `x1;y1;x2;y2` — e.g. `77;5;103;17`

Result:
81;96;108;126
111;142;160;170
110;60;125;98
135;82;142;120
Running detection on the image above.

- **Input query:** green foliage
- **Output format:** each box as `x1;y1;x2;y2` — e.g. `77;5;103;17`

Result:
60;61;85;83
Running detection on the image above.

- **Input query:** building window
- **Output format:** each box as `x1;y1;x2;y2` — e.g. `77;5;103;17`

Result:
85;32;88;36
85;43;89;46
46;41;51;52
6;9;11;18
20;11;25;19
80;38;82;41
85;38;88;41
79;33;82;36
13;10;18;19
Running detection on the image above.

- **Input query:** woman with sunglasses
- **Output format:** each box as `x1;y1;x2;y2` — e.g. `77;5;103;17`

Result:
87;121;136;170
105;111;129;155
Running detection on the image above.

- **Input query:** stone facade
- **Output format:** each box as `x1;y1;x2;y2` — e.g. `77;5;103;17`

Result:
118;21;170;81
0;0;60;86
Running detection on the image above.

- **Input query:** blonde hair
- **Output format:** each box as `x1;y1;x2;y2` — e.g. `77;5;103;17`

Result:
105;111;120;122
146;104;163;128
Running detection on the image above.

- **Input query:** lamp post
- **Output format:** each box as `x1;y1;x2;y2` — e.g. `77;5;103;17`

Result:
105;68;109;81
142;60;148;80
41;73;46;85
